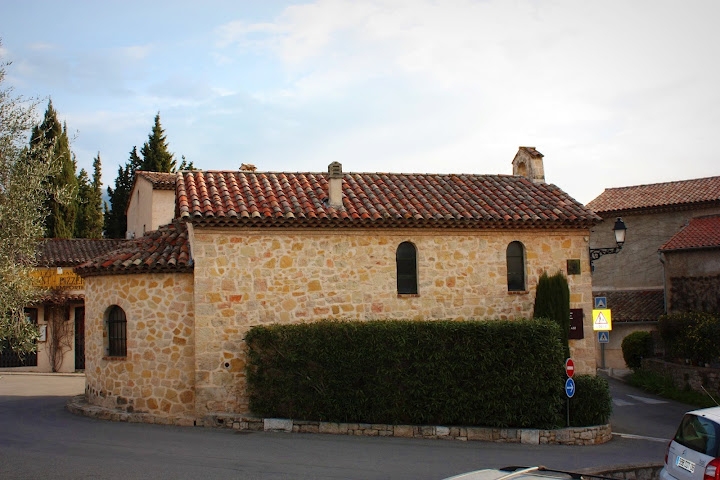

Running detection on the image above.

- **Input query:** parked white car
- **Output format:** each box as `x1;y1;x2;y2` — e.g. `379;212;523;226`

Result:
444;466;607;480
660;406;720;480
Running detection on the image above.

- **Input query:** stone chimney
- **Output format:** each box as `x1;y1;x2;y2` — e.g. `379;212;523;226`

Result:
512;146;545;184
328;161;343;208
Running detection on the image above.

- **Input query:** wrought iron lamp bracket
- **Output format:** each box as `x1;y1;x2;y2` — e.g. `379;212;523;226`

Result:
589;246;623;271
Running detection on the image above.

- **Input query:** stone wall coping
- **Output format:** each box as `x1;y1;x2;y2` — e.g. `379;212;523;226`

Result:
579;463;664;480
67;394;611;446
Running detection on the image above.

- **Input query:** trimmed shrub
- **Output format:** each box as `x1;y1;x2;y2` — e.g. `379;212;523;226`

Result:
621;331;654;370
568;374;612;426
246;319;566;429
533;271;571;359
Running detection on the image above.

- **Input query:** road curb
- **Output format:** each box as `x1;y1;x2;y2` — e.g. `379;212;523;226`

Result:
66;394;612;445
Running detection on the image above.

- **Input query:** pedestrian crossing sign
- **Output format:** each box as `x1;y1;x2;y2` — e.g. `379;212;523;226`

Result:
592;309;613;331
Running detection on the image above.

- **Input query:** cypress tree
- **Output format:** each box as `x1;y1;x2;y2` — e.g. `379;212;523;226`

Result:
74;153;103;238
533;271;571;359
104;147;141;239
140;112;174;172
30;102;77;238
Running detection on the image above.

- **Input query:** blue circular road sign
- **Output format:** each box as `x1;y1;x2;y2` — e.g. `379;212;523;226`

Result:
565;377;576;398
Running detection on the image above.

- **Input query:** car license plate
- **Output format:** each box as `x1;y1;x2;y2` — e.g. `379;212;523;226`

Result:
676;456;696;473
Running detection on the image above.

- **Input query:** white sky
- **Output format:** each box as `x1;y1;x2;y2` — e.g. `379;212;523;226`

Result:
1;0;719;205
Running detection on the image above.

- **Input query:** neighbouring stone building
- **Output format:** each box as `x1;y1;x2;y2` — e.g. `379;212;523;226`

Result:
125;171;176;239
586;176;720;369
0;239;125;372
659;214;720;313
77;147;602;421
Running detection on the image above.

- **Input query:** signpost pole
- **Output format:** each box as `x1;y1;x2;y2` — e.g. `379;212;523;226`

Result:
564;358;575;428
601;343;606;369
567;398;570;428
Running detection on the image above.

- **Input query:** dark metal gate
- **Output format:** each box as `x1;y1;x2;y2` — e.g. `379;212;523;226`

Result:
0;345;38;367
74;307;85;370
0;309;38;368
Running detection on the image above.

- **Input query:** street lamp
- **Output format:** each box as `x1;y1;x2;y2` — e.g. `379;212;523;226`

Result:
589;217;627;271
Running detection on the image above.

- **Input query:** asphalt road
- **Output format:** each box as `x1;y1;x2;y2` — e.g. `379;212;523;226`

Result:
0;373;675;480
606;374;692;442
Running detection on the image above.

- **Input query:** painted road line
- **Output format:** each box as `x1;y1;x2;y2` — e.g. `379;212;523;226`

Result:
627;394;668;404
612;432;669;443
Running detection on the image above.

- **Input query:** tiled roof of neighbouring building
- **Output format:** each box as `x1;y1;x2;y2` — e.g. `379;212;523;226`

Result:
135;171;177;190
586;176;720;214
660;215;720;252
36;239;128;267
175;170;600;229
75;222;192;277
592;290;666;322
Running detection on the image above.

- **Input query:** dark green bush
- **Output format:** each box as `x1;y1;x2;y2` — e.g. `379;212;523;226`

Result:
658;313;720;365
533;271;570;359
245;319;566;428
621;331;654;370
568;374;612;426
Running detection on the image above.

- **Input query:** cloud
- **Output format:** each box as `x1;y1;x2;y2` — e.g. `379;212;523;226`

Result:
207;0;720;204
6;0;719;206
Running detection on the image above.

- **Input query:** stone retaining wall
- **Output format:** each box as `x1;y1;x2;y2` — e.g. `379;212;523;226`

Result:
642;358;720;396
67;394;611;446
581;463;663;480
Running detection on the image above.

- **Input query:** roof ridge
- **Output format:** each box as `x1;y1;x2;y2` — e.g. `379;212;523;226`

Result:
176;170;599;228
596;175;720;193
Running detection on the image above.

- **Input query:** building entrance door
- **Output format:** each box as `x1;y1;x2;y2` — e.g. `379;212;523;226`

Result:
74;307;85;370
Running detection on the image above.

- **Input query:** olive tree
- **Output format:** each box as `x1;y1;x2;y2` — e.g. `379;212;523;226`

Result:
0;44;58;355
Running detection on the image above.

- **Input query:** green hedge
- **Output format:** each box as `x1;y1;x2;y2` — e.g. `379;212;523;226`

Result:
658;312;720;365
568;375;612;426
621;331;654;370
245;319;568;428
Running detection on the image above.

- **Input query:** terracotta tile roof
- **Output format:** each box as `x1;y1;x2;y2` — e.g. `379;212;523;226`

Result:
36;239;127;267
75;222;192;277
660;215;720;252
518;146;543;158
586;176;720;214
176;171;600;229
592;289;665;322
136;171;177;190
38;292;85;304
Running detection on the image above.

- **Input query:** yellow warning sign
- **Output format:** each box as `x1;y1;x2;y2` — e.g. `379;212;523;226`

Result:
592;309;612;331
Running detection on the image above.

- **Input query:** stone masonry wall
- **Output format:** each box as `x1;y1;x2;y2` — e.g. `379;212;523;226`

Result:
643;358;720;398
191;228;596;417
591;207;720;290
84;273;195;418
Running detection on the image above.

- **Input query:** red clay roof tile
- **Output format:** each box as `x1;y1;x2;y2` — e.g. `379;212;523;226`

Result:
176;171;599;229
135;171;177;190
75;222;192;277
660;215;720;252
36;239;127;267
586;176;720;214
592;289;665;322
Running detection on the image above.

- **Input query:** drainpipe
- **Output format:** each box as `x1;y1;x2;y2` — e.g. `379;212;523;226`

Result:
658;251;668;314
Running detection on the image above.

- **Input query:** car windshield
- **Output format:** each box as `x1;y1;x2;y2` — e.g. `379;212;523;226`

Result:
674;413;720;457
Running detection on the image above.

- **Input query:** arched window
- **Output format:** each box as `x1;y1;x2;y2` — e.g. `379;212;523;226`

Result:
506;241;526;291
396;242;418;294
106;305;127;357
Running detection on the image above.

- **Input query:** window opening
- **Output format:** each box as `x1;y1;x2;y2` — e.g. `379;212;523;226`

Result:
506;241;526;291
107;306;127;357
397;242;418;294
